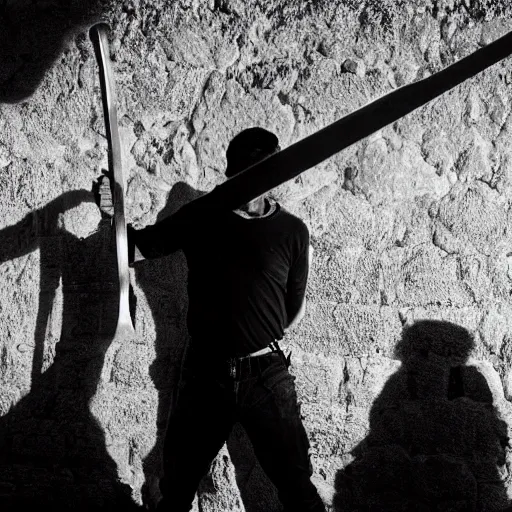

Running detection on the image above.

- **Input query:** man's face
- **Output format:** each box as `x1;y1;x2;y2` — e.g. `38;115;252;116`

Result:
227;145;281;179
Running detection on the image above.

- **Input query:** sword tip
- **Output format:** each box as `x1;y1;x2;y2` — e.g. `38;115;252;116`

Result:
89;22;111;42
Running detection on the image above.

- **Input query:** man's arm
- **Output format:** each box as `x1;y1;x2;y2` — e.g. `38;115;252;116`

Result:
94;173;187;262
127;211;187;262
285;293;307;332
285;236;312;333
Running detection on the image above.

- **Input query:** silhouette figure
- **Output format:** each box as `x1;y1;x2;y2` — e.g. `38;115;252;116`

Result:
333;319;510;511
0;190;138;510
136;181;282;512
111;127;326;512
135;182;203;508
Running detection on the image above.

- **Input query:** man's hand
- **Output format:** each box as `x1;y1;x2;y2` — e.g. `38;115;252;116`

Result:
92;170;114;219
284;297;306;334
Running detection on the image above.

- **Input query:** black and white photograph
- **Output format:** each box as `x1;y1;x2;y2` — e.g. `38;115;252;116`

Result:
1;1;512;511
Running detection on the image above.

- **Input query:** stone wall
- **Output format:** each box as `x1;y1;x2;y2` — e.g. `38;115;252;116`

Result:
1;0;512;510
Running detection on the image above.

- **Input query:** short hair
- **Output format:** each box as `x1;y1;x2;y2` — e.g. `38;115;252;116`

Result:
225;127;280;178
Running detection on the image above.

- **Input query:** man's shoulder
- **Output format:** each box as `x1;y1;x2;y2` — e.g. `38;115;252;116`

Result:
276;204;309;233
274;204;309;247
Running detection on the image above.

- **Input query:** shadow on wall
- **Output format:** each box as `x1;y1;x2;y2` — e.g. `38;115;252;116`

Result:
0;191;138;510
0;184;283;511
333;320;511;512
0;0;105;103
136;181;282;512
134;182;201;507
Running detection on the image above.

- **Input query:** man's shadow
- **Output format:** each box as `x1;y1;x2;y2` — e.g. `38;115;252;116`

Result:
0;190;138;510
136;181;281;511
0;0;105;103
333;319;511;512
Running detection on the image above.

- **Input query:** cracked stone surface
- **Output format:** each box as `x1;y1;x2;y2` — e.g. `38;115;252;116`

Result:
2;0;512;510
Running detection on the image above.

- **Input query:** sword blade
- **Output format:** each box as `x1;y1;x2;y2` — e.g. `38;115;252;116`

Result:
199;30;512;211
90;23;135;337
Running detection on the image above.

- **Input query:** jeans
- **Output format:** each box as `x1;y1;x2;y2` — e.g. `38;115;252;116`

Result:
156;348;326;512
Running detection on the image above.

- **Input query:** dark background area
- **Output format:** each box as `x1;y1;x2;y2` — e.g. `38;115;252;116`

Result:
0;0;108;103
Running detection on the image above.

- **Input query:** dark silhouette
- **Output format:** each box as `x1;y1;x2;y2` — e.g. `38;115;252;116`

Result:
0;0;107;103
127;126;325;512
136;181;282;511
135;182;202;508
333;320;510;511
0;182;280;511
0;190;138;510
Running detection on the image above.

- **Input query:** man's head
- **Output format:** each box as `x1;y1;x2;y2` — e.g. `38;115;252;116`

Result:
225;127;280;178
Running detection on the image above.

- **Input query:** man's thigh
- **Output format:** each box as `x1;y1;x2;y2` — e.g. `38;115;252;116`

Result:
238;356;324;511
164;366;234;462
159;367;235;509
239;356;310;469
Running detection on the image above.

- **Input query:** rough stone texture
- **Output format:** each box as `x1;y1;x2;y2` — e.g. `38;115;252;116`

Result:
2;0;512;510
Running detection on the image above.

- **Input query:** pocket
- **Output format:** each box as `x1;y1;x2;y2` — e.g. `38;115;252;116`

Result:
258;360;299;415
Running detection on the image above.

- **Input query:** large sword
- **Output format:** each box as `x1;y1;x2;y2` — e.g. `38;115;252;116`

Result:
193;30;512;212
90;23;135;342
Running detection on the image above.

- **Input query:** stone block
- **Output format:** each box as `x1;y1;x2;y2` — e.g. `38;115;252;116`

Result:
296;303;401;357
437;182;512;257
355;137;450;206
382;245;474;307
310;243;381;304
342;58;366;77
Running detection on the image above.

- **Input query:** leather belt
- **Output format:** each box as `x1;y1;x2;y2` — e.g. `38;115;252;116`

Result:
183;340;286;380
241;345;274;358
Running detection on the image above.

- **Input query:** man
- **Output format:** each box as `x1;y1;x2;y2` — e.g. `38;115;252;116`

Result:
99;127;325;512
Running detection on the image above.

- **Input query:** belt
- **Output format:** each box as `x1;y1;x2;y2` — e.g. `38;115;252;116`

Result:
226;341;286;379
226;351;282;379
240;345;274;358
184;341;287;380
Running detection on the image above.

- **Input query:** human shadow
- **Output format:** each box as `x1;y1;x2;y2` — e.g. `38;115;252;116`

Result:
134;182;202;507
0;190;138;510
0;0;107;103
135;181;281;511
333;319;510;512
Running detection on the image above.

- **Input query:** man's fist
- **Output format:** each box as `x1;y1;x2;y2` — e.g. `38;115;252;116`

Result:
93;171;114;218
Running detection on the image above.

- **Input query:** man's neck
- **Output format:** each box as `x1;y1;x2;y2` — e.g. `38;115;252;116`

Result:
236;196;268;217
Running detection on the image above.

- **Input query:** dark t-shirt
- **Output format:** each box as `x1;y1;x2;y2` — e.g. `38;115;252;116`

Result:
128;199;309;357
